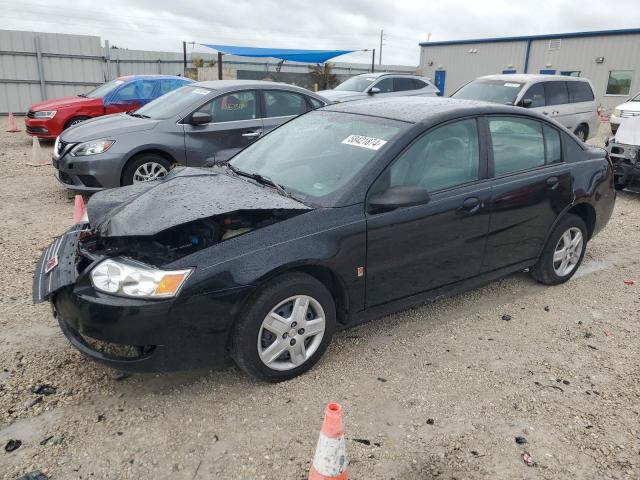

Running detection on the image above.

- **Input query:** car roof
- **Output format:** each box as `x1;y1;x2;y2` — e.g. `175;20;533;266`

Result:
323;96;533;123
116;75;192;81
191;80;327;99
477;74;588;83
352;72;425;79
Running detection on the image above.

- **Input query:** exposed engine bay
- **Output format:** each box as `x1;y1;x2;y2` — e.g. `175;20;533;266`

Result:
78;209;303;266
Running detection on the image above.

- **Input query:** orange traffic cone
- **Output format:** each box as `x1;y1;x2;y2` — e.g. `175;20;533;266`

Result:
73;194;88;224
309;403;348;480
6;112;21;132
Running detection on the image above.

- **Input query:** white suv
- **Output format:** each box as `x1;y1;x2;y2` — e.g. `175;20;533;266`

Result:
452;74;599;141
609;92;640;134
319;73;439;103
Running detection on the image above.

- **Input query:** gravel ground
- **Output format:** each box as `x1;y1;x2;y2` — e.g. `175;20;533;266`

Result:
0;117;639;480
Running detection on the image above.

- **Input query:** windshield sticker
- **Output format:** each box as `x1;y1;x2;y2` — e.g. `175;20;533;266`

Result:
113;80;124;85
365;77;376;81
342;134;388;150
192;88;209;95
504;82;521;88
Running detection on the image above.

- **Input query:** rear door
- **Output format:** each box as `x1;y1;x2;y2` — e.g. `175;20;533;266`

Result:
260;89;310;134
482;116;573;271
365;118;491;306
183;90;262;166
542;81;573;129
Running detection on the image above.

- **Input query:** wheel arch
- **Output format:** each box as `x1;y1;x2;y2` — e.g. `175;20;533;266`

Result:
537;201;597;262
120;149;177;185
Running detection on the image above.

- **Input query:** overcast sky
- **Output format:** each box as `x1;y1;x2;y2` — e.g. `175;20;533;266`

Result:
3;0;640;66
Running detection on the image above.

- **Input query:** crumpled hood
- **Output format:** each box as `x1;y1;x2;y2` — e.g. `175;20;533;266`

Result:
615;116;640;145
60;113;159;142
29;96;99;111
87;167;311;237
317;90;369;102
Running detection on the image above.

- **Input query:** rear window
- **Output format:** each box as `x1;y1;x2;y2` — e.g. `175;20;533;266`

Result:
567;81;594;102
543;81;569;106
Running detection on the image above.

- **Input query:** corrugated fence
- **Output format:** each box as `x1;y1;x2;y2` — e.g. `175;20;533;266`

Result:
0;29;416;114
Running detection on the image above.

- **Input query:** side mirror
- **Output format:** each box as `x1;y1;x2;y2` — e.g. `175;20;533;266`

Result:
368;87;381;95
369;185;430;212
519;98;533;108
190;111;212;125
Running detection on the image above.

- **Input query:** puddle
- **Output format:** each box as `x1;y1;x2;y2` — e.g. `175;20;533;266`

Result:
573;254;622;279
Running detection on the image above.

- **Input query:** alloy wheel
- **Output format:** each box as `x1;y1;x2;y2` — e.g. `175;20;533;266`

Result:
257;295;326;371
553;227;583;276
132;162;168;183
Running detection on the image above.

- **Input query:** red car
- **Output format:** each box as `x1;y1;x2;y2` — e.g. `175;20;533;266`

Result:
25;75;192;139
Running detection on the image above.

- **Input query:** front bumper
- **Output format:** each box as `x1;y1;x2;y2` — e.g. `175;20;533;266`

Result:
52;150;126;191
25;117;59;138
607;141;640;185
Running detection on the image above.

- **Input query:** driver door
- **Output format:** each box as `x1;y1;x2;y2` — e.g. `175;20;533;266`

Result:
365;118;491;307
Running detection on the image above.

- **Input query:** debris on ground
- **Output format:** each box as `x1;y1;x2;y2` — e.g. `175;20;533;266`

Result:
623;279;635;286
376;377;387;383
515;436;528;444
470;450;485;457
426;418;435;425
521;451;536;467
112;371;131;381
39;435;54;446
97;414;106;422
501;314;512;321
544;306;550;312
16;471;49;480
33;384;56;395
25;396;43;409
352;438;371;446
5;439;22;452
603;329;613;337
534;381;564;392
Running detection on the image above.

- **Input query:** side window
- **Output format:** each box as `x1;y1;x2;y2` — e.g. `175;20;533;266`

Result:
264;90;308;117
544;81;569;106
489;117;545;176
567;81;594;102
113;81;139;101
384;119;480;192
159;79;183;95
413;79;428;89
198;91;257;122
521;83;545;108
394;77;417;92
308;96;325;109
373;77;394;93
543;125;562;163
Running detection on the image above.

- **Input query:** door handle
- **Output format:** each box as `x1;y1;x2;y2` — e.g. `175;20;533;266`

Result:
242;130;262;138
546;176;560;190
460;196;482;215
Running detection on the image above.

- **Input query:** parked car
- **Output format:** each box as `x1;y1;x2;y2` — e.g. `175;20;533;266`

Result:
33;97;615;381
26;75;192;139
452;74;599;141
51;80;328;191
606;116;640;191
609;92;640;134
318;72;439;103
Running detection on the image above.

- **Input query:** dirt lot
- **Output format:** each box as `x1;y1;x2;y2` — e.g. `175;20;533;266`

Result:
0;117;638;480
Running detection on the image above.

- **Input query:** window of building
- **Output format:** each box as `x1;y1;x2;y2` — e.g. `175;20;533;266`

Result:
606;71;634;95
489;117;545;176
548;39;562;51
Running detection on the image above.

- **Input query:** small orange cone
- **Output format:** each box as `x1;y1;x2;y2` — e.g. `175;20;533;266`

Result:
73;194;88;224
309;403;348;480
6;112;21;132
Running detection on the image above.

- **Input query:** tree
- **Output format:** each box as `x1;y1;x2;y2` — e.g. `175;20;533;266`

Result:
192;57;204;68
308;63;337;90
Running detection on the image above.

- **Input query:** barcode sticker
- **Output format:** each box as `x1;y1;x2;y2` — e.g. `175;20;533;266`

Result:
192;88;210;95
342;134;387;150
504;82;521;88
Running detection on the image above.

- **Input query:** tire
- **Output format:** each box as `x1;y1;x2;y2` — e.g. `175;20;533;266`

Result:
573;124;588;142
230;272;336;382
530;214;588;285
63;116;90;130
121;153;171;186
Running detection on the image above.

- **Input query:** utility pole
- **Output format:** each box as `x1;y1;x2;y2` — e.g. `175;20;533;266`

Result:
379;29;385;65
182;41;187;76
371;49;375;73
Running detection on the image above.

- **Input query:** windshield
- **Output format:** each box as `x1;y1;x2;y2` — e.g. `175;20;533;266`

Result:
334;75;378;92
83;79;126;99
135;86;213;120
229;111;405;205
629;92;640;101
452;79;524;105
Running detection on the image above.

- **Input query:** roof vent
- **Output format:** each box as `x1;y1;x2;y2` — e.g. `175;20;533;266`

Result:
548;39;561;51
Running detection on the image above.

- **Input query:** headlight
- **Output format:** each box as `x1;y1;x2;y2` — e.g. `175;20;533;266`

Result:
90;258;192;298
33;110;56;119
613;109;622;117
71;140;114;156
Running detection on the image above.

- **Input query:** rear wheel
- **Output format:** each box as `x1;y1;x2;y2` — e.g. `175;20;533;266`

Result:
230;273;336;382
573;124;588;142
64;116;90;130
531;214;587;285
121;153;171;186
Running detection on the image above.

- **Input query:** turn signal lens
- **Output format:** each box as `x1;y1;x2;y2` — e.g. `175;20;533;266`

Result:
154;273;190;296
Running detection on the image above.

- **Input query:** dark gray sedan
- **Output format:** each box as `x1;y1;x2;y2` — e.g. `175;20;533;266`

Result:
52;80;328;190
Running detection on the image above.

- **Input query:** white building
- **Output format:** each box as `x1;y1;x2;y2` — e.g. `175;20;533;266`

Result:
419;28;640;111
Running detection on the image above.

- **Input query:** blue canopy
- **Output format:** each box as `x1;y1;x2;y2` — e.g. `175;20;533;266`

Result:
200;44;354;63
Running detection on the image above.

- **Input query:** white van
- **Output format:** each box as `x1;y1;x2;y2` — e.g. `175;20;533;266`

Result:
452;74;599;141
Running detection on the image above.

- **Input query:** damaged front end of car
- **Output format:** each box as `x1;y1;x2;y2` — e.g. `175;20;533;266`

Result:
32;167;312;370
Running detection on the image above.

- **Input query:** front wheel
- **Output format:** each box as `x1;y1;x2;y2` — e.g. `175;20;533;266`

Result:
531;214;587;285
64;116;90;130
230;273;336;382
121;153;171;186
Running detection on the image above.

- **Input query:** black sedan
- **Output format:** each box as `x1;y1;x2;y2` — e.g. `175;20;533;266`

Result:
33;97;616;381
